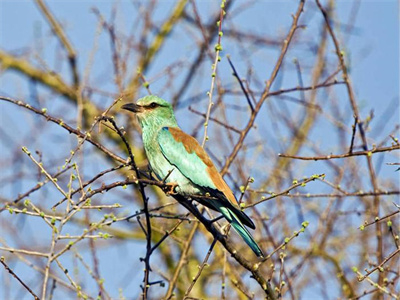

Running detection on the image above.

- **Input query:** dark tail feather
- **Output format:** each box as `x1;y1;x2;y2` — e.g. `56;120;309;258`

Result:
213;201;264;257
230;213;264;257
203;187;256;229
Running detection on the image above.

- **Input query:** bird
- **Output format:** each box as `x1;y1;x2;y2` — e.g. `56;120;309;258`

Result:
122;95;264;257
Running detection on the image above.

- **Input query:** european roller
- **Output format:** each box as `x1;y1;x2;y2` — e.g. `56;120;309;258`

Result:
122;95;264;257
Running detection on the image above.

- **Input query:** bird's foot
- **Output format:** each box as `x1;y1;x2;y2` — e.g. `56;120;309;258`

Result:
163;182;179;196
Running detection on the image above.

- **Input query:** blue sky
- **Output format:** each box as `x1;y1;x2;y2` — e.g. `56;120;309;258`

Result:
1;1;399;299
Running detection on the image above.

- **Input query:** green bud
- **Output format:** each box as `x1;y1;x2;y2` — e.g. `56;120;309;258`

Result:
301;221;309;228
214;44;223;51
21;146;30;155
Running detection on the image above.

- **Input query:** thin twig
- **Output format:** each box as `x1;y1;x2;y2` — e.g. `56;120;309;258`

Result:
188;106;241;133
247;174;325;208
227;55;254;112
184;239;217;298
360;210;400;230
279;144;399;160
0;256;40;300
35;0;79;86
221;0;305;175
201;2;225;147
349;115;358;154
0;96;125;164
357;248;400;282
102;116;154;299
315;0;384;284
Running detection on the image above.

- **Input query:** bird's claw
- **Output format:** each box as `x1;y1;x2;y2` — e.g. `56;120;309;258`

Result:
163;182;178;195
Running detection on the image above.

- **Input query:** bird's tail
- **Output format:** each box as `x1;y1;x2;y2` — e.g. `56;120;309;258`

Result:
213;202;264;257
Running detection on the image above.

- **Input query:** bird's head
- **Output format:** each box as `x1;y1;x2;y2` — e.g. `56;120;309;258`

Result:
122;95;178;129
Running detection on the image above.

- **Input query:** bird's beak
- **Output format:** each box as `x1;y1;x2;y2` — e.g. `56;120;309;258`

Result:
121;103;144;113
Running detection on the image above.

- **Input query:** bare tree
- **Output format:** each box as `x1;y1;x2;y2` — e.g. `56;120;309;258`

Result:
1;1;399;299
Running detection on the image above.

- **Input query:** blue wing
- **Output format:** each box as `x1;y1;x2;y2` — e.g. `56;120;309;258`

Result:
157;127;257;231
157;127;217;189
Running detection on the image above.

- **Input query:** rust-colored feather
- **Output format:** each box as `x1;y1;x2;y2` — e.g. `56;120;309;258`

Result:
168;127;237;206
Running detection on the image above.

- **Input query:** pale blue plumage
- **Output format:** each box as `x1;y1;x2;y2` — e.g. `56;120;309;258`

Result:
122;95;264;257
158;127;216;190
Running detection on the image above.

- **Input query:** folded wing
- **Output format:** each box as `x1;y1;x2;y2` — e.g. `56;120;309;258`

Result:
157;127;255;229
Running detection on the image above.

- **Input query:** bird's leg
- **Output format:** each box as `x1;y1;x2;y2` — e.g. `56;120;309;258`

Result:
161;169;178;195
163;182;179;196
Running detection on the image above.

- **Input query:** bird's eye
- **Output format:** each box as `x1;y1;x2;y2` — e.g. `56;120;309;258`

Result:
149;102;158;108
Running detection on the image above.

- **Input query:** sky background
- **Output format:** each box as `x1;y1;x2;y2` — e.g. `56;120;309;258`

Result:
1;1;399;299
